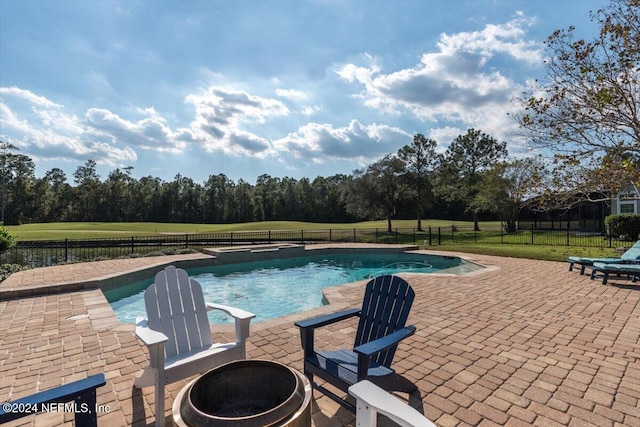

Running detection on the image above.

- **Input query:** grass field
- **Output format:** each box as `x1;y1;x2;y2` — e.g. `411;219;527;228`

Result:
5;220;497;241
431;243;620;261
4;220;624;262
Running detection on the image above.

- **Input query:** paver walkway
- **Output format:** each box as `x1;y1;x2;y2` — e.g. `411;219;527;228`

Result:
0;246;638;426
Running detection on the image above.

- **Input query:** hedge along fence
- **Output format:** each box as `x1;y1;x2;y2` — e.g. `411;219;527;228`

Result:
1;224;637;269
605;214;640;241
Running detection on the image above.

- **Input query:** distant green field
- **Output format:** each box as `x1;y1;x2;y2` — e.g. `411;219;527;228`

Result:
5;220;624;262
5;220;497;241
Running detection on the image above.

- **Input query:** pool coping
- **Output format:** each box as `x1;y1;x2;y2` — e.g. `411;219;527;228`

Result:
0;253;215;300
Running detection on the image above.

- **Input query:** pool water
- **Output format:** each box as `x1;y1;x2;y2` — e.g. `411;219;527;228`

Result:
106;253;466;324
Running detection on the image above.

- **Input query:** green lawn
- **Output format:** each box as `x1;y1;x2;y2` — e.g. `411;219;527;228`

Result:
4;220;623;262
430;243;620;261
5;220;499;241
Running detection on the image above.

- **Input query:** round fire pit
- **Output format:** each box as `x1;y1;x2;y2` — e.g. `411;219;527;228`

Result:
173;360;312;427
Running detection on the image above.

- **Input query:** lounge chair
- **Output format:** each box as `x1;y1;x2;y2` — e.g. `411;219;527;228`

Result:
134;266;255;427
567;240;640;274
590;261;640;285
295;275;417;412
349;380;436;427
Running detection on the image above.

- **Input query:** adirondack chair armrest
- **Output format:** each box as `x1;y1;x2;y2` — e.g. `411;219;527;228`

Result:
348;380;437;427
352;326;416;380
135;318;171;375
0;374;106;425
295;308;361;356
295;308;361;330
353;325;416;358
206;302;255;320
206;303;255;344
135;318;169;347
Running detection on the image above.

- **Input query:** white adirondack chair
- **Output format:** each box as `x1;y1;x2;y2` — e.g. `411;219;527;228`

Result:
348;380;437;427
134;265;255;427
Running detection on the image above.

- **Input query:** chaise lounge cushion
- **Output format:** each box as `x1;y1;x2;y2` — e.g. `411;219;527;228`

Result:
568;241;640;274
590;261;640;284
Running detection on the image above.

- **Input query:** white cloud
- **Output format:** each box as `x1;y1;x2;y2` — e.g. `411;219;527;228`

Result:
0;102;29;133
32;107;85;135
0;98;137;166
0;86;144;166
427;126;465;150
85;108;186;152
437;14;541;64
274;119;410;163
301;105;322;116
0;86;63;108
185;85;289;157
276;88;308;101
0;84;299;167
335;53;381;83
335;15;541;142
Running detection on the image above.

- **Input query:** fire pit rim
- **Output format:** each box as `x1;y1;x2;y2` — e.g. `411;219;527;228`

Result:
172;359;312;427
189;359;299;422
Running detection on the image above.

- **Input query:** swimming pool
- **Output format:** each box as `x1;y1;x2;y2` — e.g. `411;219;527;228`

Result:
106;252;474;324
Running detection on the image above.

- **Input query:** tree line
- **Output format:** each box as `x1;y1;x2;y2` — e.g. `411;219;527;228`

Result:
0;148;354;225
0;129;543;233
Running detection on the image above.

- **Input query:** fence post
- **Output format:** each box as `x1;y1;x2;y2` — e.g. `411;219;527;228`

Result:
438;227;441;245
185;233;189;249
329;229;332;242
301;229;304;244
375;228;378;243
428;226;432;246
64;238;68;263
413;228;416;245
531;224;534;245
395;228;398;244
230;232;234;245
353;228;357;243
566;222;570;246
131;236;135;254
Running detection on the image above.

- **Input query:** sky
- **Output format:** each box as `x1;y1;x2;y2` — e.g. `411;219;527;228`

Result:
0;0;605;184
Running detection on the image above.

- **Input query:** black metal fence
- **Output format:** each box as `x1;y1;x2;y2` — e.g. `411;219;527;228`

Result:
1;225;636;269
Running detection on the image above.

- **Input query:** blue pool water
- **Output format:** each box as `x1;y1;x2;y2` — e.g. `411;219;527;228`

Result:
106;253;467;324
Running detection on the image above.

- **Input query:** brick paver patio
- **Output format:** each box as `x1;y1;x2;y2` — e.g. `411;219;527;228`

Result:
0;245;638;426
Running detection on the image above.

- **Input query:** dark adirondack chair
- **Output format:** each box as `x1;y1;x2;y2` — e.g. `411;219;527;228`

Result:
295;275;417;411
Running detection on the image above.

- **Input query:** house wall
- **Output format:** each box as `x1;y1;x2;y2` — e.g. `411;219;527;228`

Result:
612;185;640;215
612;199;639;214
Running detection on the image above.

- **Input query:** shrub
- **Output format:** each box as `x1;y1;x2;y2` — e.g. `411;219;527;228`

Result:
176;248;199;254
143;251;166;257
605;214;640;241
0;224;16;253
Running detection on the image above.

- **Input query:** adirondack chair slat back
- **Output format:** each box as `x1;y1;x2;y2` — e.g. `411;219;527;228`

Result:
144;266;213;358
354;275;415;368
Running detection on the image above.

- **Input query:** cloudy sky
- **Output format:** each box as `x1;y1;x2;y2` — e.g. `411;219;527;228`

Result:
0;0;603;184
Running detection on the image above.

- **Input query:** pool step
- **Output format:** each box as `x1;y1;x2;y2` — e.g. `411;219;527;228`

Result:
203;244;306;264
